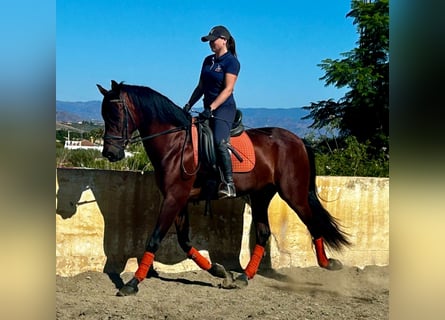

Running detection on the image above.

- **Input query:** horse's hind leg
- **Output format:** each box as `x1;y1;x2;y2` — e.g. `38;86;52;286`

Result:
307;191;348;270
236;187;276;285
278;183;348;271
174;206;228;279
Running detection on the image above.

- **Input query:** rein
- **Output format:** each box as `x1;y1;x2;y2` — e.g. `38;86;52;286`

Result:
129;125;189;144
107;96;191;145
106;93;202;175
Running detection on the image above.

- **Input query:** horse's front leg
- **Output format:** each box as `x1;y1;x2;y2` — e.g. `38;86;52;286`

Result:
174;206;228;279
116;194;184;296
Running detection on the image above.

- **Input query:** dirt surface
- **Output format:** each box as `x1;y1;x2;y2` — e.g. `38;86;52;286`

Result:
56;265;388;320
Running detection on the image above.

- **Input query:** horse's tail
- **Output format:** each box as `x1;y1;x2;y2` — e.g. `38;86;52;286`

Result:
304;143;351;251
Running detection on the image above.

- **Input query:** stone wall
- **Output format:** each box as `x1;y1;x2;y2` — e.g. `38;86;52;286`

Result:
56;168;389;276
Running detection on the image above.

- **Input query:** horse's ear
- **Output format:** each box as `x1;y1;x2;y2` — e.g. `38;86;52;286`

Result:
111;80;119;91
96;84;108;96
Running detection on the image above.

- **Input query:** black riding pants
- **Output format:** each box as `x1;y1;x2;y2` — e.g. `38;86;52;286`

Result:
209;103;236;144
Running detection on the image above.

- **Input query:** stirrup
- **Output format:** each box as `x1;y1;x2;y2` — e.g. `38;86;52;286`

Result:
218;182;236;199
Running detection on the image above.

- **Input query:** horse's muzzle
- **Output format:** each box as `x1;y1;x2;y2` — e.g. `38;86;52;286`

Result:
102;145;125;162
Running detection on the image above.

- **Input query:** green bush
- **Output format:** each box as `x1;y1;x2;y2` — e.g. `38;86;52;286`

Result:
56;135;388;177
56;143;153;171
311;135;388;177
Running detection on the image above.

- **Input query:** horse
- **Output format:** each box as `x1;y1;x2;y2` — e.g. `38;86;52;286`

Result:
96;80;351;296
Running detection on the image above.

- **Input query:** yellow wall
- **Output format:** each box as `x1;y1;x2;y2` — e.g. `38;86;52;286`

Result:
56;168;388;276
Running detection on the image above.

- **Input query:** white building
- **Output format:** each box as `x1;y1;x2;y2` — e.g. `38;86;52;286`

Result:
64;140;133;157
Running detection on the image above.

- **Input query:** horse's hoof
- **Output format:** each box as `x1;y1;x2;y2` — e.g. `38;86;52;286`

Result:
234;273;249;288
218;271;247;289
116;278;139;296
326;258;343;271
208;263;228;279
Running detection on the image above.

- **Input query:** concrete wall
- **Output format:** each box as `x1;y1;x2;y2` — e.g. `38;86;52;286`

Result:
56;168;389;277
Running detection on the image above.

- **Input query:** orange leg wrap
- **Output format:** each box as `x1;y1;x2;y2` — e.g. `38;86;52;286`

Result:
187;247;211;271
244;245;265;279
134;252;155;282
314;237;330;268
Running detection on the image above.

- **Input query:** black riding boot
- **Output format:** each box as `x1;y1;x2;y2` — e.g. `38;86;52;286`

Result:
216;139;236;199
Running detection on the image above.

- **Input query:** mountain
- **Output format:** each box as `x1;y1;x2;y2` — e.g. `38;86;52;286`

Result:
56;100;312;137
56;100;102;122
240;108;311;137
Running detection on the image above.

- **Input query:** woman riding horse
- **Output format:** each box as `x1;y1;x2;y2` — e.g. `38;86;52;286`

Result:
97;80;350;296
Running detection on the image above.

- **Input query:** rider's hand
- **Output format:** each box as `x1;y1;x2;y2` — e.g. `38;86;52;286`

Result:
199;108;212;119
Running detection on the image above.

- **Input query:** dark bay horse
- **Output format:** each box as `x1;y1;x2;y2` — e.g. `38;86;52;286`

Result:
97;80;350;296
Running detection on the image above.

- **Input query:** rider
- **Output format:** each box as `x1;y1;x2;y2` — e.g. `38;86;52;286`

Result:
184;25;240;199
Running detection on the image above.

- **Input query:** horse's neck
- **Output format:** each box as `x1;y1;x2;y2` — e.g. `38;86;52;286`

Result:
141;128;187;171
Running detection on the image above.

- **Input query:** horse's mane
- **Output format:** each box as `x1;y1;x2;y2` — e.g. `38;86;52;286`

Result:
118;82;190;127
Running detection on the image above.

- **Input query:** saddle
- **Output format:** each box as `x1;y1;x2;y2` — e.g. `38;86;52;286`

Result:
191;109;255;173
190;110;255;214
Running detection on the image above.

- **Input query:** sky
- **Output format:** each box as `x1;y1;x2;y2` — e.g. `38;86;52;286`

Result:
57;0;358;108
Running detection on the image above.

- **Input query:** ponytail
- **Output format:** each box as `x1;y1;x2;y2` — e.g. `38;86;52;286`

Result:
227;37;237;57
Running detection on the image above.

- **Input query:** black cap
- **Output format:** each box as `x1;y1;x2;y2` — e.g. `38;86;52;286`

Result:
201;26;231;42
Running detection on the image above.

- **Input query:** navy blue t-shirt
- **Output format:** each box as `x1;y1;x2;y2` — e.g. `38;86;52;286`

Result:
200;52;240;108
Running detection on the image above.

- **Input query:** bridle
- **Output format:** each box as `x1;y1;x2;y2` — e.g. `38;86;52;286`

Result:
103;92;190;146
102;91;206;175
102;95;134;148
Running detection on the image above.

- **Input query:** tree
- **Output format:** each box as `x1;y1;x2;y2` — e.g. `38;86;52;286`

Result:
89;127;104;144
303;0;389;157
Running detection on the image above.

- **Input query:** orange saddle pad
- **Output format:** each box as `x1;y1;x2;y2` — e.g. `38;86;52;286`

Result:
191;124;255;173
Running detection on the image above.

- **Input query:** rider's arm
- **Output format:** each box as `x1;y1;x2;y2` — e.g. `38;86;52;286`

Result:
209;73;238;111
187;78;204;108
